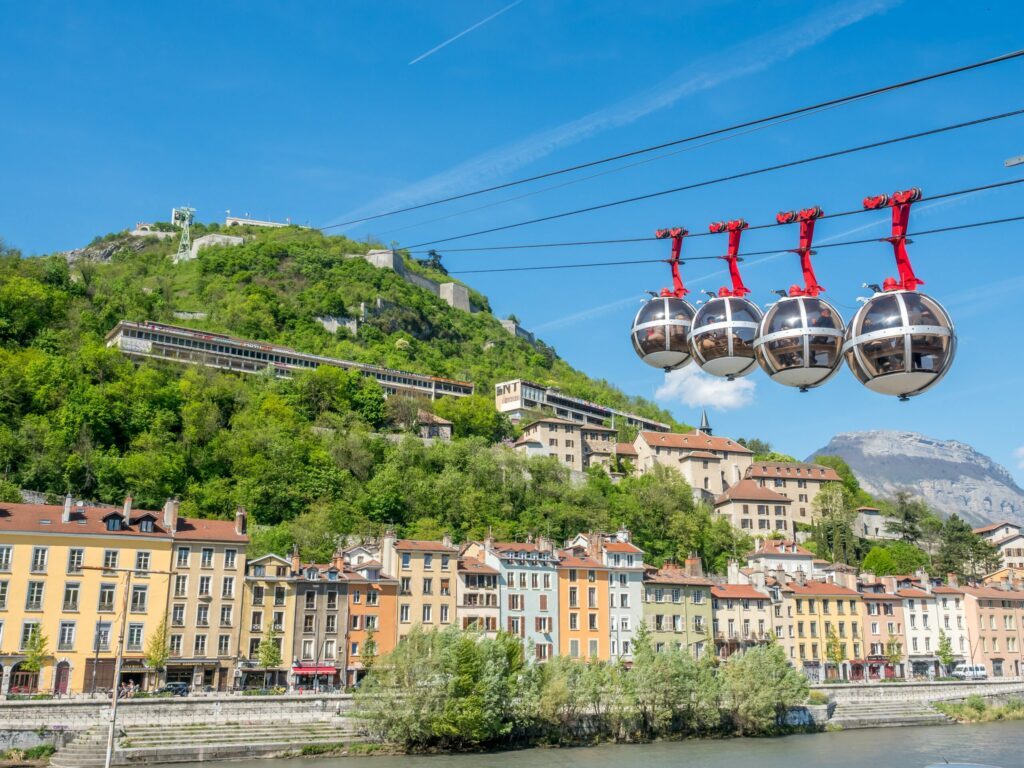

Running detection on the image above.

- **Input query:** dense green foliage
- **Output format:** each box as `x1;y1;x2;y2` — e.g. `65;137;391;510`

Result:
0;232;719;561
356;625;809;750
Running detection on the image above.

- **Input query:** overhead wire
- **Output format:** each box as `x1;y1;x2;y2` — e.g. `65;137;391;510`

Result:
394;177;1024;254
405;108;1024;248
319;48;1024;230
446;214;1024;274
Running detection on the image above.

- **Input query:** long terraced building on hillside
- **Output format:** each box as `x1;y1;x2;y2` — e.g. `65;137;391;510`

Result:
106;320;474;400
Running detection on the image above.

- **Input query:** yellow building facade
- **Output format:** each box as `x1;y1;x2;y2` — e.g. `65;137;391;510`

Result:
0;499;173;695
557;549;609;660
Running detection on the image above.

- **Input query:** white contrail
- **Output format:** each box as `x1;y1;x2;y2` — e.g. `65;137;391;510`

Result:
409;1;523;65
329;0;899;230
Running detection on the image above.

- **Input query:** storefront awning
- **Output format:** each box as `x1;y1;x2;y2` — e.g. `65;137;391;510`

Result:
292;666;337;675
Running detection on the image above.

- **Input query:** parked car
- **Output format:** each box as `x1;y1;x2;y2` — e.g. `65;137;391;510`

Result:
951;664;988;680
157;682;190;696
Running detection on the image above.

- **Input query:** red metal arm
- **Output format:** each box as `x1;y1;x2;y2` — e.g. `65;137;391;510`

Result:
863;187;924;291
776;206;825;297
708;219;750;297
655;227;689;298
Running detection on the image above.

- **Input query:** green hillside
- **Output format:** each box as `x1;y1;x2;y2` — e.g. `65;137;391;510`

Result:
0;228;743;568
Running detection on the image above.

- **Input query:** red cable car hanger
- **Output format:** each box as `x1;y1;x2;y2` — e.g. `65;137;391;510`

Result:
654;227;690;298
776;205;825;297
708;219;751;297
863;187;924;292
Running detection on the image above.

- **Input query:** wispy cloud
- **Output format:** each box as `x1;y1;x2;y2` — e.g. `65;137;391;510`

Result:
329;0;898;230
409;1;523;66
656;365;756;410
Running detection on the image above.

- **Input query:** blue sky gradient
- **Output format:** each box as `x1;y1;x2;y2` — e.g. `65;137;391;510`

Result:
3;1;1023;482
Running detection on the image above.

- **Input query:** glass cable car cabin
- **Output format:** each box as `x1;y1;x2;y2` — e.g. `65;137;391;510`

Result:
842;289;956;400
755;296;846;391
630;297;696;371
688;297;762;379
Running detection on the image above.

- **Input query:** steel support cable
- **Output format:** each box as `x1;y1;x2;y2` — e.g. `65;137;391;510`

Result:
319;49;1024;230
405;108;1024;248
447;214;1024;274
396;177;1024;254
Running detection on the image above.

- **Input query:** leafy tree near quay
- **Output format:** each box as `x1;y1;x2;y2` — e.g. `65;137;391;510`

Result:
20;626;49;686
826;626;847;680
937;630;955;675
356;625;809;750
257;627;283;687
144;617;170;684
886;638;904;671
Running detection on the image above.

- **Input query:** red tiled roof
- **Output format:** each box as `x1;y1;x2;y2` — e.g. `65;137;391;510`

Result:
523;417;578;428
494;542;541;553
580;424;617;433
961;584;1024;599
604;541;643;554
614;442;638;456
785;580;860;597
394;539;458;552
861;593;902;601
558;550;606;569
417;410;452;426
973;521;1019;535
746;462;841;482
174;517;248;543
747;540;813;558
644;568;711;586
715;479;792;505
712;584;769;600
0;502;247;542
932;585;963;595
895;588;933;599
458;558;498;575
637;430;752;454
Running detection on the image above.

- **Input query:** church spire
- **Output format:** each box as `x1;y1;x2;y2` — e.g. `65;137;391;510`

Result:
699;409;712;435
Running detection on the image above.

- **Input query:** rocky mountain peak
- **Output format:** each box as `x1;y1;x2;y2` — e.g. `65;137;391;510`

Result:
808;430;1024;526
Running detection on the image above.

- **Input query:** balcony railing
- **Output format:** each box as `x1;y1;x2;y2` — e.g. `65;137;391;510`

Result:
251;624;263;632
63;601;79;612
26;601;43;611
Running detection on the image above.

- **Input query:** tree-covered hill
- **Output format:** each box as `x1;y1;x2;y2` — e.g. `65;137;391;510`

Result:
0;229;730;566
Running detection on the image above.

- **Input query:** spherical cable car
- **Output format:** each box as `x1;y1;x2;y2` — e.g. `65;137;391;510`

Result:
688;219;763;379
842;188;956;400
754;206;846;391
630;227;697;371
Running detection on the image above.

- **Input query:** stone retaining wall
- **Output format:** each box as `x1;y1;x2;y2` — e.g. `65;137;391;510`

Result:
0;694;354;731
813;679;1024;704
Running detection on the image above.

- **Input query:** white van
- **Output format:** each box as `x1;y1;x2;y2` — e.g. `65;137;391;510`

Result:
952;663;988;680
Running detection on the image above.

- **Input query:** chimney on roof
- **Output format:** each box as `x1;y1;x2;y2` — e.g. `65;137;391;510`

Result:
947;572;959;588
538;536;554;554
123;495;133;518
381;528;397;575
755;538;763;553
291;544;301;574
442;532;453;549
332;548;344;571
485;528;495;552
684;552;704;578
587;531;602;557
62;494;73;524
162;498;179;533
234;506;247;536
795;568;806;586
616;525;630;543
727;559;740;585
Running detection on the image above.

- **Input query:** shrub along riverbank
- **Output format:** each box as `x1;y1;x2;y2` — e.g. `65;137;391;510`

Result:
355;625;809;752
935;695;1024;722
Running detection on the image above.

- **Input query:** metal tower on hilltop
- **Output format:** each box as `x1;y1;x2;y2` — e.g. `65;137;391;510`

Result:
172;206;195;263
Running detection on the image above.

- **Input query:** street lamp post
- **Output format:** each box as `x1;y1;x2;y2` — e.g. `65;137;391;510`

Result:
82;565;171;768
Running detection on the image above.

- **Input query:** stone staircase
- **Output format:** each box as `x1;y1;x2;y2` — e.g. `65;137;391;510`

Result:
50;727;108;768
49;720;362;766
828;699;952;729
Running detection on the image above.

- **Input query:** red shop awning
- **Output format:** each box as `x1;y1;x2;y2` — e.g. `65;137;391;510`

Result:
292;666;338;675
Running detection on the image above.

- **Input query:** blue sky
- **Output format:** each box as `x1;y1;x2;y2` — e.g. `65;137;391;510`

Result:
3;1;1024;483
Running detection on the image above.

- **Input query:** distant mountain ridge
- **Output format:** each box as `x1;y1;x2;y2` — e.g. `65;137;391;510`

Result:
808;431;1024;527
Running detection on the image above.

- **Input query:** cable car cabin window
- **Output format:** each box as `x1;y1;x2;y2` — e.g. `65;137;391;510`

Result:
860;337;905;377
910;334;950;372
732;325;757;355
902;292;942;326
859;293;903;334
694;329;730;360
767;303;803;335
767;337;804;369
728;298;760;325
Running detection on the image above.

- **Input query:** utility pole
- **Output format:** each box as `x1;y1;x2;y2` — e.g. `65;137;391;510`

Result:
82;565;172;768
